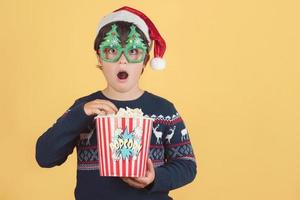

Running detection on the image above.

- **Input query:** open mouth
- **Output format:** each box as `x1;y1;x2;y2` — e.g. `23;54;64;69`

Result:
117;71;129;80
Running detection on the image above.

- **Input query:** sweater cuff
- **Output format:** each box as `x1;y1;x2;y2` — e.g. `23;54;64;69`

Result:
145;167;171;193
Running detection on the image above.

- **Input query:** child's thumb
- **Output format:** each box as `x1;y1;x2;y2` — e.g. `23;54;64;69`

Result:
147;158;154;173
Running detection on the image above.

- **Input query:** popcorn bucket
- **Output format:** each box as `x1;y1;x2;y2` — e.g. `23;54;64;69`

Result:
95;115;153;177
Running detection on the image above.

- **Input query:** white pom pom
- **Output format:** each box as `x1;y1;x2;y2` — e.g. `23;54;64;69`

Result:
150;57;166;70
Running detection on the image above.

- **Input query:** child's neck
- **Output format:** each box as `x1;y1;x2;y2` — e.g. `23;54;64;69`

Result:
102;87;144;101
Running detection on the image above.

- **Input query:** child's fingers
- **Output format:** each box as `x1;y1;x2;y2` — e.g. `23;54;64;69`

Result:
93;108;106;116
147;159;154;173
95;99;118;112
122;167;154;188
131;177;149;186
93;103;116;114
122;177;145;189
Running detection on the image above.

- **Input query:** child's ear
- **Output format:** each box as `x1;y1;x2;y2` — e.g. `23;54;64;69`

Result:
96;53;103;70
96;54;103;64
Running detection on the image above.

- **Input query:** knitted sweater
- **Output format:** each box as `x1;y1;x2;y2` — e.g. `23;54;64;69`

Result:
36;91;197;200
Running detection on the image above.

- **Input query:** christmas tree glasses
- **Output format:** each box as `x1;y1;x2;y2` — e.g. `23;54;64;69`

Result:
99;24;147;63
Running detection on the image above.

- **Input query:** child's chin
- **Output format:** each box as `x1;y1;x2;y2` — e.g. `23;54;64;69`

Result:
113;84;133;92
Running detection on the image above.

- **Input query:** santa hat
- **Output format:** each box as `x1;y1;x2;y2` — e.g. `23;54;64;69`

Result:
96;6;166;70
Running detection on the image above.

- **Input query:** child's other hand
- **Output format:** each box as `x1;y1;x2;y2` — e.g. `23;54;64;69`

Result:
83;99;118;116
121;159;155;189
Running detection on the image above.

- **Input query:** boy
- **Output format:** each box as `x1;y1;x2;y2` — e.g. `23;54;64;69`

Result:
36;6;197;200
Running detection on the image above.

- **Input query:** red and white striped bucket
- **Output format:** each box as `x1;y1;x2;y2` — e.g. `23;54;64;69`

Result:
95;115;153;177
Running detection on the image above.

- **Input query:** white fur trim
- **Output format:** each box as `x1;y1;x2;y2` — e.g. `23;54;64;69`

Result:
150;57;166;70
96;10;151;44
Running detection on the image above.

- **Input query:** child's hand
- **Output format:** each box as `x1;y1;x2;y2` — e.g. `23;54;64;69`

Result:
84;99;118;116
121;159;155;189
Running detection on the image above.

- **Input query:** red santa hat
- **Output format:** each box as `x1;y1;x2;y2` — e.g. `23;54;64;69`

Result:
96;6;166;70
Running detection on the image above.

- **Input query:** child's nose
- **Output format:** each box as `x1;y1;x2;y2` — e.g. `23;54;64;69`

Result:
118;54;128;64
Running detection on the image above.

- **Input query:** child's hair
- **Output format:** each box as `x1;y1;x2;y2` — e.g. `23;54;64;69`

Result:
94;21;150;66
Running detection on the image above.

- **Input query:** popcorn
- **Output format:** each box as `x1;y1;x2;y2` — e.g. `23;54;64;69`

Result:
115;107;144;118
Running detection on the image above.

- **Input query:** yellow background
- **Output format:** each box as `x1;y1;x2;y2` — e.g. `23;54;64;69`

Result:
1;0;299;199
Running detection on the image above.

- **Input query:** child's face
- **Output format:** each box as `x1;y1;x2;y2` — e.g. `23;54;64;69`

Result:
97;54;145;93
96;24;148;93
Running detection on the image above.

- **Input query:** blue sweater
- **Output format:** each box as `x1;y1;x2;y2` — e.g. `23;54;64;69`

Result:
36;91;197;200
